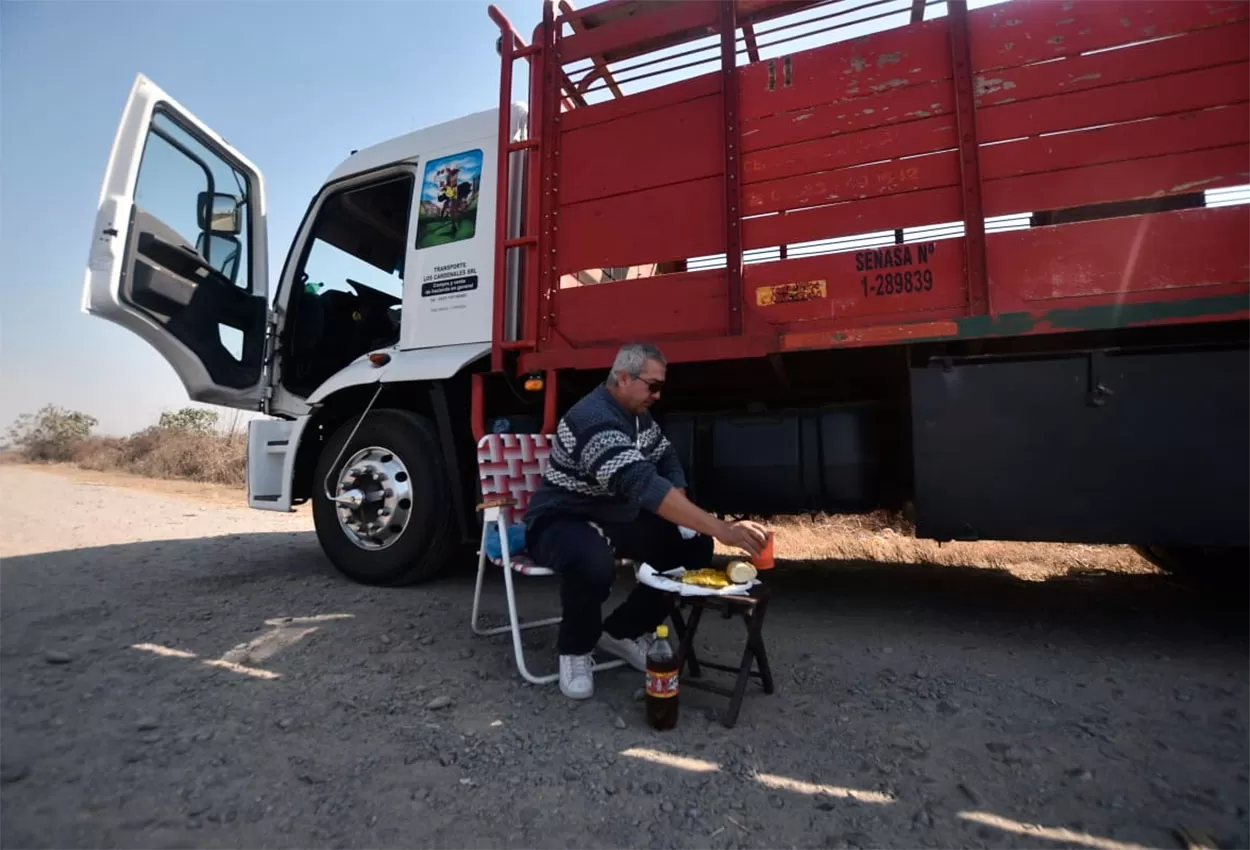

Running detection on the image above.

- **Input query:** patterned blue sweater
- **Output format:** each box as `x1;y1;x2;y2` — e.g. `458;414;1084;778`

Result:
524;384;686;530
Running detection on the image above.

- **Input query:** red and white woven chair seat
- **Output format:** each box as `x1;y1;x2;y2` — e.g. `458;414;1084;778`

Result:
476;433;552;522
475;432;555;573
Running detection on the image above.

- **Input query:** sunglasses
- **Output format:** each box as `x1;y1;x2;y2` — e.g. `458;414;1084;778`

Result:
633;376;665;395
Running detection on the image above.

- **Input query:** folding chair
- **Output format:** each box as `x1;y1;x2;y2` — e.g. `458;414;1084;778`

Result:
470;433;626;684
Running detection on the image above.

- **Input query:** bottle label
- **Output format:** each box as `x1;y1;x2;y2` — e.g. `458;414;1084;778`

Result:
646;668;679;699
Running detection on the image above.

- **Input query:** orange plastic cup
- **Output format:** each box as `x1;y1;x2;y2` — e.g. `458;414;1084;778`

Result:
751;531;775;570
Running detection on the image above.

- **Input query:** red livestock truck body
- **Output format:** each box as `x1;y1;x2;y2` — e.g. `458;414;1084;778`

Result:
487;0;1248;374
474;0;1249;573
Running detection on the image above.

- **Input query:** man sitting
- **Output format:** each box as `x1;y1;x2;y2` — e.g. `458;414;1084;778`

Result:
524;342;767;699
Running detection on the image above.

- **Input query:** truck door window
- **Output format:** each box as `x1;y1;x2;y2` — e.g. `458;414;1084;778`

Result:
124;108;263;376
282;173;414;396
135;112;252;293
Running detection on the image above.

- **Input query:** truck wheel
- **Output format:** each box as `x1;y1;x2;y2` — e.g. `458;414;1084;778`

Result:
312;408;457;586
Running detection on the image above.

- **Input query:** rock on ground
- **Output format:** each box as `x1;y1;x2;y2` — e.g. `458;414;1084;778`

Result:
1;465;1246;849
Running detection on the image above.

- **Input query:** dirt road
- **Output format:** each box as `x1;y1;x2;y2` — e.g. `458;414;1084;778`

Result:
2;465;1246;850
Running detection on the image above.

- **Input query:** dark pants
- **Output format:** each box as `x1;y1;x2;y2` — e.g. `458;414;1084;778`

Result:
529;512;715;655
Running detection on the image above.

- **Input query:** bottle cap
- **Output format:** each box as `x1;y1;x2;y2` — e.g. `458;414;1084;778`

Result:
656;625;669;639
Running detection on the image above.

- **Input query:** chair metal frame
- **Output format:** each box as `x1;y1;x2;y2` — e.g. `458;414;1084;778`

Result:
471;433;626;684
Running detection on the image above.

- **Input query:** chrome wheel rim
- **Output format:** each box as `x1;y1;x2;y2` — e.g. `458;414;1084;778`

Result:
333;446;413;550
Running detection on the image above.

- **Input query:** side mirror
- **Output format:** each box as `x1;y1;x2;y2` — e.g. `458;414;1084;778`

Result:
196;232;242;284
197;191;242;235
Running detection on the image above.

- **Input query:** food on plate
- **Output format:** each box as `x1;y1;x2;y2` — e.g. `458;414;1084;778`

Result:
680;568;732;589
724;559;758;583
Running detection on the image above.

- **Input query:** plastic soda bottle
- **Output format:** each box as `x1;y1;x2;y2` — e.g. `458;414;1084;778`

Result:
645;624;679;730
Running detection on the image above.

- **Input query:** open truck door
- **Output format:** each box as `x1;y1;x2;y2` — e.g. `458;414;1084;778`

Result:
82;73;270;410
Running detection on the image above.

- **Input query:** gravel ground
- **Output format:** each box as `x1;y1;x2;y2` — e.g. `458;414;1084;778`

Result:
1;465;1246;850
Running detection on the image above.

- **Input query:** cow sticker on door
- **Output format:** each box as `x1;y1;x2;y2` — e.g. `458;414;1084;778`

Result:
416;149;482;250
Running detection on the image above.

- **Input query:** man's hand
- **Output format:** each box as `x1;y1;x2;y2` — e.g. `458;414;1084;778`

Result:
714;519;768;558
656;488;768;558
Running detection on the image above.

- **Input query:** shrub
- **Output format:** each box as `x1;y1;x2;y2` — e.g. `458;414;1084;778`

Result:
121;426;245;484
5;405;97;462
6;404;245;485
74;436;127;472
158;407;219;433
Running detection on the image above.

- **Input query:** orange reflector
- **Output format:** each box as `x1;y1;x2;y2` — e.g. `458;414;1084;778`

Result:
368;352;391;367
524;377;544;392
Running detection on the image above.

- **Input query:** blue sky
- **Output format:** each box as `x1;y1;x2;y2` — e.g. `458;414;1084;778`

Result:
0;0;540;435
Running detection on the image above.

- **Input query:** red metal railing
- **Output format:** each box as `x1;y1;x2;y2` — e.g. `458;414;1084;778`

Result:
486;0;1249;378
720;0;744;336
488;5;541;373
946;0;989;317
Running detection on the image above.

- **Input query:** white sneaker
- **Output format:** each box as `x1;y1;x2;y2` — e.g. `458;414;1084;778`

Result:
596;631;655;673
559;653;594;699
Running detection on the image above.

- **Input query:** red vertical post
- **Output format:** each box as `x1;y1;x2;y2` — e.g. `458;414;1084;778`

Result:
537;0;562;346
540;369;560;435
490;8;517;372
947;0;991;316
522;26;545;351
471;372;487;441
721;0;744;335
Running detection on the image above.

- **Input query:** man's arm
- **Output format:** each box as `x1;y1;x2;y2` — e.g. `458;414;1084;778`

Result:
653;487;767;557
587;430;766;558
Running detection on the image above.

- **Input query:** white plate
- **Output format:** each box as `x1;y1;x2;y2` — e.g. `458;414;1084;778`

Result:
636;563;760;597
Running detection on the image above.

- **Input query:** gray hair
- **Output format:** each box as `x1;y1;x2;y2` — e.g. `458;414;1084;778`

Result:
607;342;666;385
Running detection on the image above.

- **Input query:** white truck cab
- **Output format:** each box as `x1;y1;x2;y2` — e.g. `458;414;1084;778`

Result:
84;74;526;585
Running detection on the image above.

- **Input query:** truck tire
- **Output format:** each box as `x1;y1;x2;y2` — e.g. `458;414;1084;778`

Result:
312;408;458;586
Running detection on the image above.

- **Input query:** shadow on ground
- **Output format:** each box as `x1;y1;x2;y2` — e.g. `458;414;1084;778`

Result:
6;530;1245;650
2;532;1246;850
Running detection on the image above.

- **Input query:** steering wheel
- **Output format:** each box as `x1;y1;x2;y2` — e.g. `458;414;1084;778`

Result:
344;278;402;309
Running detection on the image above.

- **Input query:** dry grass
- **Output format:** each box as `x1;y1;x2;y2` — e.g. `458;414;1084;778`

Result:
75;429;247;485
717;511;1156;580
12;424;1154;578
19;428;248;487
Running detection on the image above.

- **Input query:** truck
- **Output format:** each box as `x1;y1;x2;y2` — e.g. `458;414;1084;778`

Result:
83;0;1248;587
